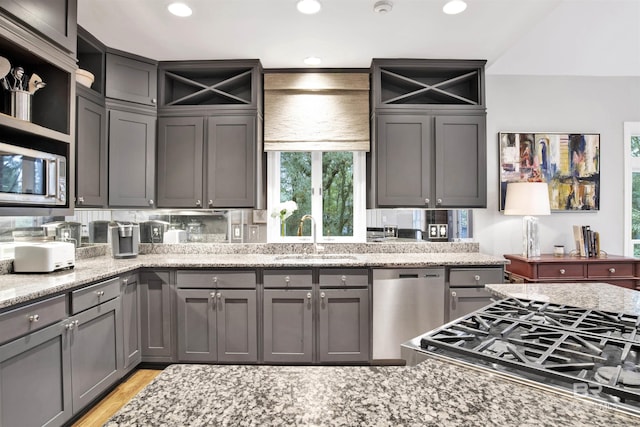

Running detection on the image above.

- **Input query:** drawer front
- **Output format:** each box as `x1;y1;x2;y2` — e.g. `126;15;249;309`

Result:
587;263;634;279
263;269;313;288
176;270;256;288
72;277;121;314
449;268;503;287
319;269;369;288
0;294;67;344
537;263;584;279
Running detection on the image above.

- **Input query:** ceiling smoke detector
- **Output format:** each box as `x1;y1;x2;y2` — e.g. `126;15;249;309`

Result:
373;0;393;13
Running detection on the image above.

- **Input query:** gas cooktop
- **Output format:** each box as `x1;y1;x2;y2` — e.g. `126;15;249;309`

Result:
417;298;640;416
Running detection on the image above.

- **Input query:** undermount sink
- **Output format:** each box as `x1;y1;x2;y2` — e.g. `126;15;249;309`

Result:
274;254;358;261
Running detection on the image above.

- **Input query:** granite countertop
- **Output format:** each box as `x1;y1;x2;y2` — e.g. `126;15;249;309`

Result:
486;282;640;316
0;251;507;309
105;359;639;426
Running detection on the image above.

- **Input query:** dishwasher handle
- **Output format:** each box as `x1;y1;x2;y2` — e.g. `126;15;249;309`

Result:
398;273;441;279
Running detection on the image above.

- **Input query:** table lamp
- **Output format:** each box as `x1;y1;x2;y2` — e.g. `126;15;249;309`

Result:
504;182;551;258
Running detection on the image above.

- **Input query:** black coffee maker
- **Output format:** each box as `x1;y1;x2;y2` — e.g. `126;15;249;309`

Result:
109;222;140;258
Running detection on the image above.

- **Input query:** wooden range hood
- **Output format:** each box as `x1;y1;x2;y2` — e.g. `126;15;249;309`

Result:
263;72;370;151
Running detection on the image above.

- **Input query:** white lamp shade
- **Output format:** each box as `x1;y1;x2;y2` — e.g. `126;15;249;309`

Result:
504;182;551;216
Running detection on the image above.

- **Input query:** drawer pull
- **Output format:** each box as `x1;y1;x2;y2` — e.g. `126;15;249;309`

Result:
123;278;129;285
474;275;481;282
210;292;216;299
609;268;616;274
212;277;218;284
320;292;326;299
66;320;79;330
285;276;291;284
96;290;105;297
216;292;221;300
28;314;39;323
341;275;347;284
307;292;312;300
559;269;566;275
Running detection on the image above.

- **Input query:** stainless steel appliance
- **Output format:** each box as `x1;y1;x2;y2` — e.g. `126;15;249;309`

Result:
43;221;82;247
109;222;139;258
373;268;445;361
0;142;67;206
140;220;170;243
402;297;640;416
89;220;110;243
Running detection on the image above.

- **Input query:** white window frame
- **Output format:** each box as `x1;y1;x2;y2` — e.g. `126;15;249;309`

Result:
266;151;366;243
624;122;640;257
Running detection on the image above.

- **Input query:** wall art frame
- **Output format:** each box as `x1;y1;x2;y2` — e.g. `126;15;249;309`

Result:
499;132;600;211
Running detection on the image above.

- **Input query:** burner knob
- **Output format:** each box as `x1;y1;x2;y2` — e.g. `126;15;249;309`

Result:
559;269;566;275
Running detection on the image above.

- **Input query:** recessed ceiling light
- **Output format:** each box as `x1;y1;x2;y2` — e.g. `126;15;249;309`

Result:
304;56;322;66
297;0;322;15
373;1;393;13
443;0;467;15
168;2;192;17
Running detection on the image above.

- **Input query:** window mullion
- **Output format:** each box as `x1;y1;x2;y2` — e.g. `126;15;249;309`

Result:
311;152;324;240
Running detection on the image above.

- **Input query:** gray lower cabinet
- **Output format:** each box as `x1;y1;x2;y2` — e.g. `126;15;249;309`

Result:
176;289;257;363
263;289;313;363
139;271;173;362
0;321;72;427
121;273;141;372
108;108;156;207
69;296;122;412
318;288;369;363
76;94;107;207
447;267;503;322
374;113;486;208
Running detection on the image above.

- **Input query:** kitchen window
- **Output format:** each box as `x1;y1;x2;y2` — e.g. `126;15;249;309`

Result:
267;151;366;243
624;122;640;257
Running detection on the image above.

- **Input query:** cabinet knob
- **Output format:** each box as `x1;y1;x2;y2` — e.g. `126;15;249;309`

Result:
284;276;291;284
196;200;202;207
559;269;566;275
28;314;39;323
78;196;84;204
320;292;326;299
341;275;347;284
151;98;157;104
148;199;154;205
307;292;312;300
474;275;481;282
216;292;221;299
437;198;443;205
212;277;218;284
210;292;216;299
609;268;616;274
96;290;105;297
66;320;79;330
208;200;214;208
424;198;430;204
123;278;129;285
451;291;458;304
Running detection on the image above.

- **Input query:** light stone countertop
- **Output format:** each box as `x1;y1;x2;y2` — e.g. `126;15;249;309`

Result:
486;282;640;316
104;358;640;426
0;251;507;310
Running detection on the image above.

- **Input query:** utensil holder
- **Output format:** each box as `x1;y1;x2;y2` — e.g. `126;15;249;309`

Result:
10;90;31;121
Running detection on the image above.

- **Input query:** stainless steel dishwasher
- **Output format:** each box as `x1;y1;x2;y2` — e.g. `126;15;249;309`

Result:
372;268;445;361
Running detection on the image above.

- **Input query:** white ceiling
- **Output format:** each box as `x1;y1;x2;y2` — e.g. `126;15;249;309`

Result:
77;0;640;76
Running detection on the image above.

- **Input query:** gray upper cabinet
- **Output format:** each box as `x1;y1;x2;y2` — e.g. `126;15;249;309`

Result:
206;115;256;208
370;59;487;209
106;52;158;106
139;270;173;362
76;95;107;207
157;116;204;208
108;107;156;207
0;0;77;54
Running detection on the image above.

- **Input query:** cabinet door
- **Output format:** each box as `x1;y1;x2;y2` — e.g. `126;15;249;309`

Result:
376;114;432;207
0;321;72;427
69;297;122;413
263;289;313;363
435;115;486;208
318;288;370;363
0;0;77;54
157;117;205;208
106;53;158;106
76;95;107;207
206;115;256;208
108;109;156;207
176;289;217;362
122;274;141;372
448;287;493;322
217;289;257;363
139;271;173;362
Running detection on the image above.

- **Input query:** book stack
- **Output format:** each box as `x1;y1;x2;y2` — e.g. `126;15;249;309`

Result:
572;225;600;257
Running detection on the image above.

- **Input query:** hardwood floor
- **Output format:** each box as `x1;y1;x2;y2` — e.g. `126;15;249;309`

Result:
72;369;162;427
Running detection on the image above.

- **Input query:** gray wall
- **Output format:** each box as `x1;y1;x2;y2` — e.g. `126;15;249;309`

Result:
476;74;640;257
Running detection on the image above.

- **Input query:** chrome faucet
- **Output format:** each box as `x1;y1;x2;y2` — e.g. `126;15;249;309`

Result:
297;214;324;255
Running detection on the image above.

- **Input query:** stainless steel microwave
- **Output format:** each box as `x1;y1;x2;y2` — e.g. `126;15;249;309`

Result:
0;142;67;206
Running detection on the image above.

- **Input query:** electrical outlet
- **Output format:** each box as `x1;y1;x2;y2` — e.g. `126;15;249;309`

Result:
232;224;241;240
152;226;161;238
248;225;259;242
428;224;448;239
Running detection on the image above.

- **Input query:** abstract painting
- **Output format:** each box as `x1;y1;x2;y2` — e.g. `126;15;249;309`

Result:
499;132;600;211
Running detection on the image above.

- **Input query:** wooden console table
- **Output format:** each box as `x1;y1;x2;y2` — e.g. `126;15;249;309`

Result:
504;254;640;290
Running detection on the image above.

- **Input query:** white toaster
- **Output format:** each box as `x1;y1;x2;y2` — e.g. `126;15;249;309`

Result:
13;241;76;273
